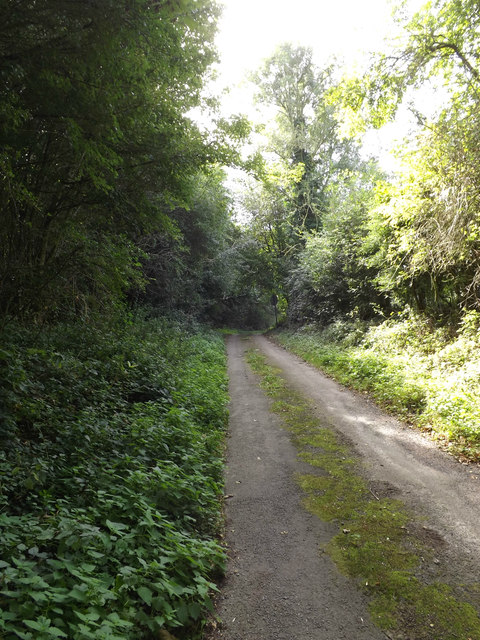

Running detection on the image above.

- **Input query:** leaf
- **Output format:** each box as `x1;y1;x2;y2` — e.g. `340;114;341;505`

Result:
188;601;202;619
137;586;153;606
47;626;68;638
105;519;128;536
75;610;100;623
175;602;189;624
24;619;48;631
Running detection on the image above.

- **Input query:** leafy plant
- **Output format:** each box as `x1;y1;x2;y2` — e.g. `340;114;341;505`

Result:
0;313;228;638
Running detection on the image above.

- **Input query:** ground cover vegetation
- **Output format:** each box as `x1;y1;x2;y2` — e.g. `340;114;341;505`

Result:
246;347;480;639
0;314;228;639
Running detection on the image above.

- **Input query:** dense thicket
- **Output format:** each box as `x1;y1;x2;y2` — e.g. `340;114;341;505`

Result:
345;0;480;321
239;0;480;330
240;44;387;324
0;0;243;320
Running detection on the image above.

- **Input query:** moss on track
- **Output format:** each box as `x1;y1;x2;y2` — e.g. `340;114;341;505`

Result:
246;346;480;640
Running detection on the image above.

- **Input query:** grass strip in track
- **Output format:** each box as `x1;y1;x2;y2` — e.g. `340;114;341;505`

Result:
246;346;480;640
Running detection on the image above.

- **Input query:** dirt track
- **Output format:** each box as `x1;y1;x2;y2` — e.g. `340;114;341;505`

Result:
209;334;480;639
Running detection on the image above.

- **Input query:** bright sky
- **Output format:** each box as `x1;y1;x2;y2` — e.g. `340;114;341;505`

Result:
216;0;396;82
212;0;428;172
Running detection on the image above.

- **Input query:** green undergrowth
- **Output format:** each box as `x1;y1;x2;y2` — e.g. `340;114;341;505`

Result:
246;347;480;639
0;313;228;640
274;313;480;461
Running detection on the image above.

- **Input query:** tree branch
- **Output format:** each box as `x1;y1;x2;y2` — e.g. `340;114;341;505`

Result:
428;40;479;81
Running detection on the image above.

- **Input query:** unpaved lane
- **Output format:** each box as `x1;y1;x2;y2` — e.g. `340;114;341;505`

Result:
212;335;385;640
254;334;480;572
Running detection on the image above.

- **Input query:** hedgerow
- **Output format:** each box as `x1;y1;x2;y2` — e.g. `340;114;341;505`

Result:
0;314;228;639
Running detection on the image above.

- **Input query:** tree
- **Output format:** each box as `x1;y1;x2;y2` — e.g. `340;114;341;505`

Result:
137;168;233;314
338;0;480;128
240;46;367;323
365;107;480;320
0;0;222;319
385;0;480;103
322;0;480;325
289;163;389;323
252;44;361;231
358;0;480;320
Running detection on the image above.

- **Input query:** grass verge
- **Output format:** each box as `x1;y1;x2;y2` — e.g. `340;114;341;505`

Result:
246;346;480;640
274;316;480;462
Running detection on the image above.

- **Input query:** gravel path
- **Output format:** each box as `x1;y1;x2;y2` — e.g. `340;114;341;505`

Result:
210;335;385;640
209;334;480;639
255;334;480;570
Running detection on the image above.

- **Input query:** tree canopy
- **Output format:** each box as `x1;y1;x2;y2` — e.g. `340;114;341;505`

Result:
0;0;230;318
2;0;480;330
235;0;480;327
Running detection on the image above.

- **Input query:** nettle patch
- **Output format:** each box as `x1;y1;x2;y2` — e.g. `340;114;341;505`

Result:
246;347;480;640
0;316;228;639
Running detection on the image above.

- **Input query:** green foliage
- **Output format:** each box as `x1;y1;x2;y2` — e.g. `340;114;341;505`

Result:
275;310;480;460
387;0;480;104
319;0;480;325
0;314;228;638
238;49;369;325
252;44;360;231
137;169;234;315
289;164;390;324
0;0;225;319
237;170;299;312
334;0;480;130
